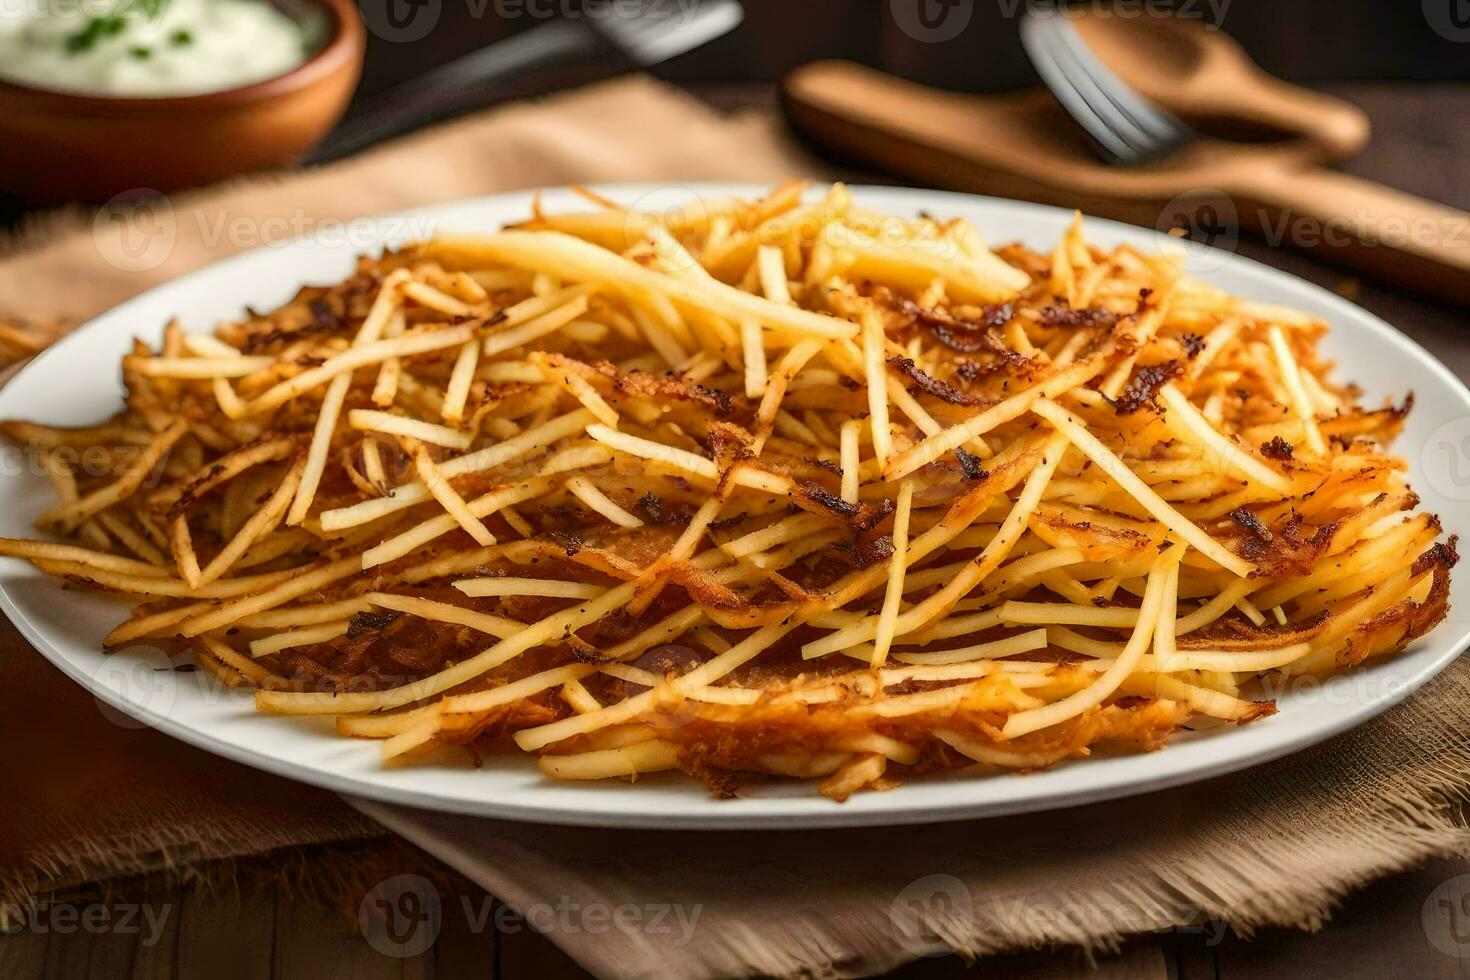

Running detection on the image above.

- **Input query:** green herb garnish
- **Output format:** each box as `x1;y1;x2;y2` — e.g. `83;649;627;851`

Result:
124;0;169;19
169;28;193;47
63;15;126;56
129;45;152;59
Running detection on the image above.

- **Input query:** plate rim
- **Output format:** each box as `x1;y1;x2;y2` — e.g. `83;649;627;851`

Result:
2;181;1468;830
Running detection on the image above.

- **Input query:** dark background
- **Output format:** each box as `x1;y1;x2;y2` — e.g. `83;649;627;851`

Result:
351;0;1470;108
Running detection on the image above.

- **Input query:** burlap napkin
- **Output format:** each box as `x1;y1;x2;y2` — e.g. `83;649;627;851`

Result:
4;72;1470;979
0;75;816;916
0;625;386;911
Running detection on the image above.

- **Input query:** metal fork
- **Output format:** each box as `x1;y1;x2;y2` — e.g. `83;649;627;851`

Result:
1019;5;1194;165
309;0;744;164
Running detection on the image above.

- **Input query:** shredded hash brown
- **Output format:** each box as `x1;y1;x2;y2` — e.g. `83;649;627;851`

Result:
0;182;1456;800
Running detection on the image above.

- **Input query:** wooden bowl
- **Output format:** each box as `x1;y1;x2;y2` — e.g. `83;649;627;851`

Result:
0;0;364;205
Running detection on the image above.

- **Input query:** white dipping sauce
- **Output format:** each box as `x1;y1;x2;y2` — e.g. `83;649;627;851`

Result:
0;0;311;97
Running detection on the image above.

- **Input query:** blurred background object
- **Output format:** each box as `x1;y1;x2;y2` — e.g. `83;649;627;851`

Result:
782;9;1470;305
0;0;364;204
347;0;1470;98
336;0;1468;303
306;0;742;161
6;0;1470;213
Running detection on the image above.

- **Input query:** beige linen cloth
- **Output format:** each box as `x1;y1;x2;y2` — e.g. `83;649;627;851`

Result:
4;75;1470;979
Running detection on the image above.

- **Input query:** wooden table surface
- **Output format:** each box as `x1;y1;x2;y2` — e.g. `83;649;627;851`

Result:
3;849;1469;978
2;79;1469;979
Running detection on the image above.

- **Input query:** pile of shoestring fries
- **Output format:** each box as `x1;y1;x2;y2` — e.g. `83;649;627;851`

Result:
0;182;1454;800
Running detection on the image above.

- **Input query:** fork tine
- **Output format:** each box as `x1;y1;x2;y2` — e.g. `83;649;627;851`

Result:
602;0;744;66
1049;15;1191;146
1037;18;1163;158
1020;6;1194;166
1019;15;1139;163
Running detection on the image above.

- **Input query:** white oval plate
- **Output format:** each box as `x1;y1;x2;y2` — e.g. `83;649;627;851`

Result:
2;184;1467;830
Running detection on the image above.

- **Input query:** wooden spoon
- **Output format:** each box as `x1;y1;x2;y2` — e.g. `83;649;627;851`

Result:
1070;12;1370;160
783;61;1470;307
